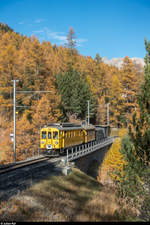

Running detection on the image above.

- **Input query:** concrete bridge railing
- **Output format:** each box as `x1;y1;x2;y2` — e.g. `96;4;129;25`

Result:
66;136;114;162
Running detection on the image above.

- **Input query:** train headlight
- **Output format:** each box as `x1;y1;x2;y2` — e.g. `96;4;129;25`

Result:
55;141;58;145
41;141;45;144
47;144;52;149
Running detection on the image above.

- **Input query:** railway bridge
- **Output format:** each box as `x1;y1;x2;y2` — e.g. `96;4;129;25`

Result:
65;136;114;178
0;136;114;200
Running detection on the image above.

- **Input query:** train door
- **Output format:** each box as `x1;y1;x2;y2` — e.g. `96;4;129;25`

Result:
46;129;53;150
83;129;87;143
40;130;47;149
52;130;59;149
59;130;63;149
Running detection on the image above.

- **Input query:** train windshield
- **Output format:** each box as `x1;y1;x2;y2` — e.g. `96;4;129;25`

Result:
48;132;51;139
42;131;46;139
53;131;58;139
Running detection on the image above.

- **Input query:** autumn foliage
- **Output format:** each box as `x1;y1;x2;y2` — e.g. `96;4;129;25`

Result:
0;23;144;163
97;128;127;184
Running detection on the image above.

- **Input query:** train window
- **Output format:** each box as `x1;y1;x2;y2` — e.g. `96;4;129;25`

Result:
60;131;63;138
48;132;51;139
64;131;67;137
53;131;58;139
42;131;46;139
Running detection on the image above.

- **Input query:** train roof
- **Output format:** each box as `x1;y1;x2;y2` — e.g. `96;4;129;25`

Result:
47;123;81;127
95;127;104;131
42;123;95;131
95;125;110;128
82;124;95;130
42;123;83;131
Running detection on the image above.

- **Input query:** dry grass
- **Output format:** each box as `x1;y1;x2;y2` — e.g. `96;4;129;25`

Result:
0;168;137;222
0;127;14;164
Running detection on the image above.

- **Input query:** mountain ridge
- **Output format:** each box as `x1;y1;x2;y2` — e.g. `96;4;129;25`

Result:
102;56;145;71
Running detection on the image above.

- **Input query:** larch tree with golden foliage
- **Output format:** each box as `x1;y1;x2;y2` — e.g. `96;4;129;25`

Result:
109;74;124;127
120;56;138;126
31;93;61;150
16;110;34;160
0;32;20;123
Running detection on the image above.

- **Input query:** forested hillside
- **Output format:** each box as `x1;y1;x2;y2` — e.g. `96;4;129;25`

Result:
0;23;144;163
98;39;150;220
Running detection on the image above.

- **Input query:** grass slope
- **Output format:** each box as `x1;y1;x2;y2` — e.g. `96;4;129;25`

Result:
0;168;136;222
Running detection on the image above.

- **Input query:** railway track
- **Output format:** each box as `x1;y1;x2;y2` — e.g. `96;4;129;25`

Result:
0;155;54;175
0;155;65;200
0;138;113;200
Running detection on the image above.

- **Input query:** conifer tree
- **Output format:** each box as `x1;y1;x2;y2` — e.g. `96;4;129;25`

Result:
56;68;96;121
65;27;78;68
114;40;150;209
129;39;150;164
109;74;124;127
0;33;20;122
95;53;102;64
120;56;138;126
65;27;76;52
0;22;14;34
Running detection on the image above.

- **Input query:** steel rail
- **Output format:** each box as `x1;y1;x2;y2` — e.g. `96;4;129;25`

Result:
0;156;51;175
